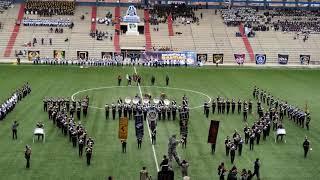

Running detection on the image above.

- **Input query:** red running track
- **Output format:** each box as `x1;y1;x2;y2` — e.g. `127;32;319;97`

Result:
114;6;120;53
144;9;152;51
91;6;97;32
239;23;254;62
167;14;174;36
4;4;25;57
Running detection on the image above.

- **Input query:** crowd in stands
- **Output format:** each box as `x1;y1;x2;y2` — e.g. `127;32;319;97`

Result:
89;30;113;41
0;83;31;121
149;4;199;25
25;0;75;16
50;27;64;34
273;20;320;33
97;11;113;25
0;0;12;14
22;17;73;27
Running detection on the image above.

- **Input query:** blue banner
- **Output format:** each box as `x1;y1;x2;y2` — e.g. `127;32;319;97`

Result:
278;54;289;65
135;114;144;139
255;54;266;64
141;51;197;66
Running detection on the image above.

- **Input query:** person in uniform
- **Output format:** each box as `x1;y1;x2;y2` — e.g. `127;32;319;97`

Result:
238;99;242;114
151;76;155;86
137;137;142;149
252;158;261;180
86;147;92;165
79;137;84;157
306;113;311;130
12;121;19;140
105;104;109;120
24;145;32;168
225;136;230;156
218;162;226;180
249;131;255;151
238;137;243;156
112;103;116;120
43;97;48;112
230;143;236;164
128;104;132;120
248;100;252;114
243;105;248;121
166;75;169;86
231;99;235;114
172;104;177;120
204;102;210;118
211;143;216;154
226;99;230;114
303;136;310;158
117;103;122;119
212;99;216;114
121;139;127;153
244;124;249;144
151;128;156;145
76;106;81;120
117;75;122;86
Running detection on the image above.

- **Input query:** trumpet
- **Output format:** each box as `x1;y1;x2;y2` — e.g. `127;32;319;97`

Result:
164;99;170;106
153;98;160;104
125;97;131;104
132;97;140;105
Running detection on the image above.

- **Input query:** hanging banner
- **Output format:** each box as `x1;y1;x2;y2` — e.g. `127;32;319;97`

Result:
118;117;128;140
213;54;224;64
278;54;289;65
101;52;113;60
141;51;197;65
208;120;220;144
234;53;245;64
114;52;125;62
77;51;88;60
300;55;310;65
53;50;65;60
197;54;207;62
28;51;40;61
135;114;144;139
255;54;266;64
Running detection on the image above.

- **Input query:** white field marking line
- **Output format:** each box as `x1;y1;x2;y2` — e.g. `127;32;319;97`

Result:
71;86;211;110
134;66;160;172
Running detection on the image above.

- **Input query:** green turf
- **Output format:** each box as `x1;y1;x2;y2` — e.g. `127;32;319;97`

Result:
0;64;319;180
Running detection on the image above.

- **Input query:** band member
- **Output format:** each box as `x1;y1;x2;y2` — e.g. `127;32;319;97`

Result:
151;76;155;86
121;139;127;153
128;104;133;120
151;128;156;145
303;136;310;158
76;106;81;120
226;99;230;114
306;113;311;130
225;136;230;156
249;131;255;151
86;147;92;165
24;145;32;168
243;106;248;121
117;75;122;86
230;143;236;164
248;100;252;114
253;158;261;180
212;100;216;114
231;99;235;114
238;99;242;114
218;162;226;180
43;98;48;111
105;104;109;120
238;137;243;156
204;102;209;118
172;105;177;120
137;138;142;149
166;75;169;86
12;121;19;140
211;143;216;154
244;125;249;144
117;103;122;119
79;138;84;157
112;103;116;120
182;135;187;149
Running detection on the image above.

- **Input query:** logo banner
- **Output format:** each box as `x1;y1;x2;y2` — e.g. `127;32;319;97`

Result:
208;120;220;144
213;54;224;64
114;52;125;62
141;51;197;65
53;50;65;60
278;54;289;65
77;51;88;60
28;51;40;61
101;52;113;60
118;117;128;140
255;54;266;64
300;55;310;65
135;114;144;139
234;54;245;64
197;54;207;62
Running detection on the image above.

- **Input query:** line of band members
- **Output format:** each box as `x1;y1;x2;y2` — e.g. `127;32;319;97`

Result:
253;87;311;130
43;97;89;120
104;101;190;121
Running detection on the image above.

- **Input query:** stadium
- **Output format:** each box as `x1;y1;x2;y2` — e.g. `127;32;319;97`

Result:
0;0;319;179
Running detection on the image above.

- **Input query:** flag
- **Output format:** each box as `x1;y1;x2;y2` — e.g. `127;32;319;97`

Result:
208;120;220;144
135;114;144;139
278;54;289;65
213;54;224;64
234;54;245;64
118;117;128;139
255;54;266;64
300;55;310;65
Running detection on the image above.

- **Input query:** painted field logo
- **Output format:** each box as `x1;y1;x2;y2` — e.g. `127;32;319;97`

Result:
255;54;266;64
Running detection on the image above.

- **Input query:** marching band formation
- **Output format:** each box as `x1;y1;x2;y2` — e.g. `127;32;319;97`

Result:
0;83;31;120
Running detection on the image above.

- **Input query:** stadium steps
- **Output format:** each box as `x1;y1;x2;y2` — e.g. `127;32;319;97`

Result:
239;23;254;62
4;3;25;57
144;9;152;51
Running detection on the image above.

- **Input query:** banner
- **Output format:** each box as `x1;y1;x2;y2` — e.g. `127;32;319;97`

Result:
135;114;144;139
53;50;65;59
208;120;220;144
278;54;289;65
114;52;125;62
197;54;207;62
141;51;197;65
77;51;88;60
101;52;113;60
28;51;40;61
234;53;245;64
300;55;310;65
255;54;266;64
213;54;224;64
118;117;128;140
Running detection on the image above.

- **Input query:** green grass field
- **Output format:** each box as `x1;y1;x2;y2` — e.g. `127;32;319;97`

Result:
0;64;319;180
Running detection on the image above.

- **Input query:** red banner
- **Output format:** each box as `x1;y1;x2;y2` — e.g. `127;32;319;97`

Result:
208;120;219;144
